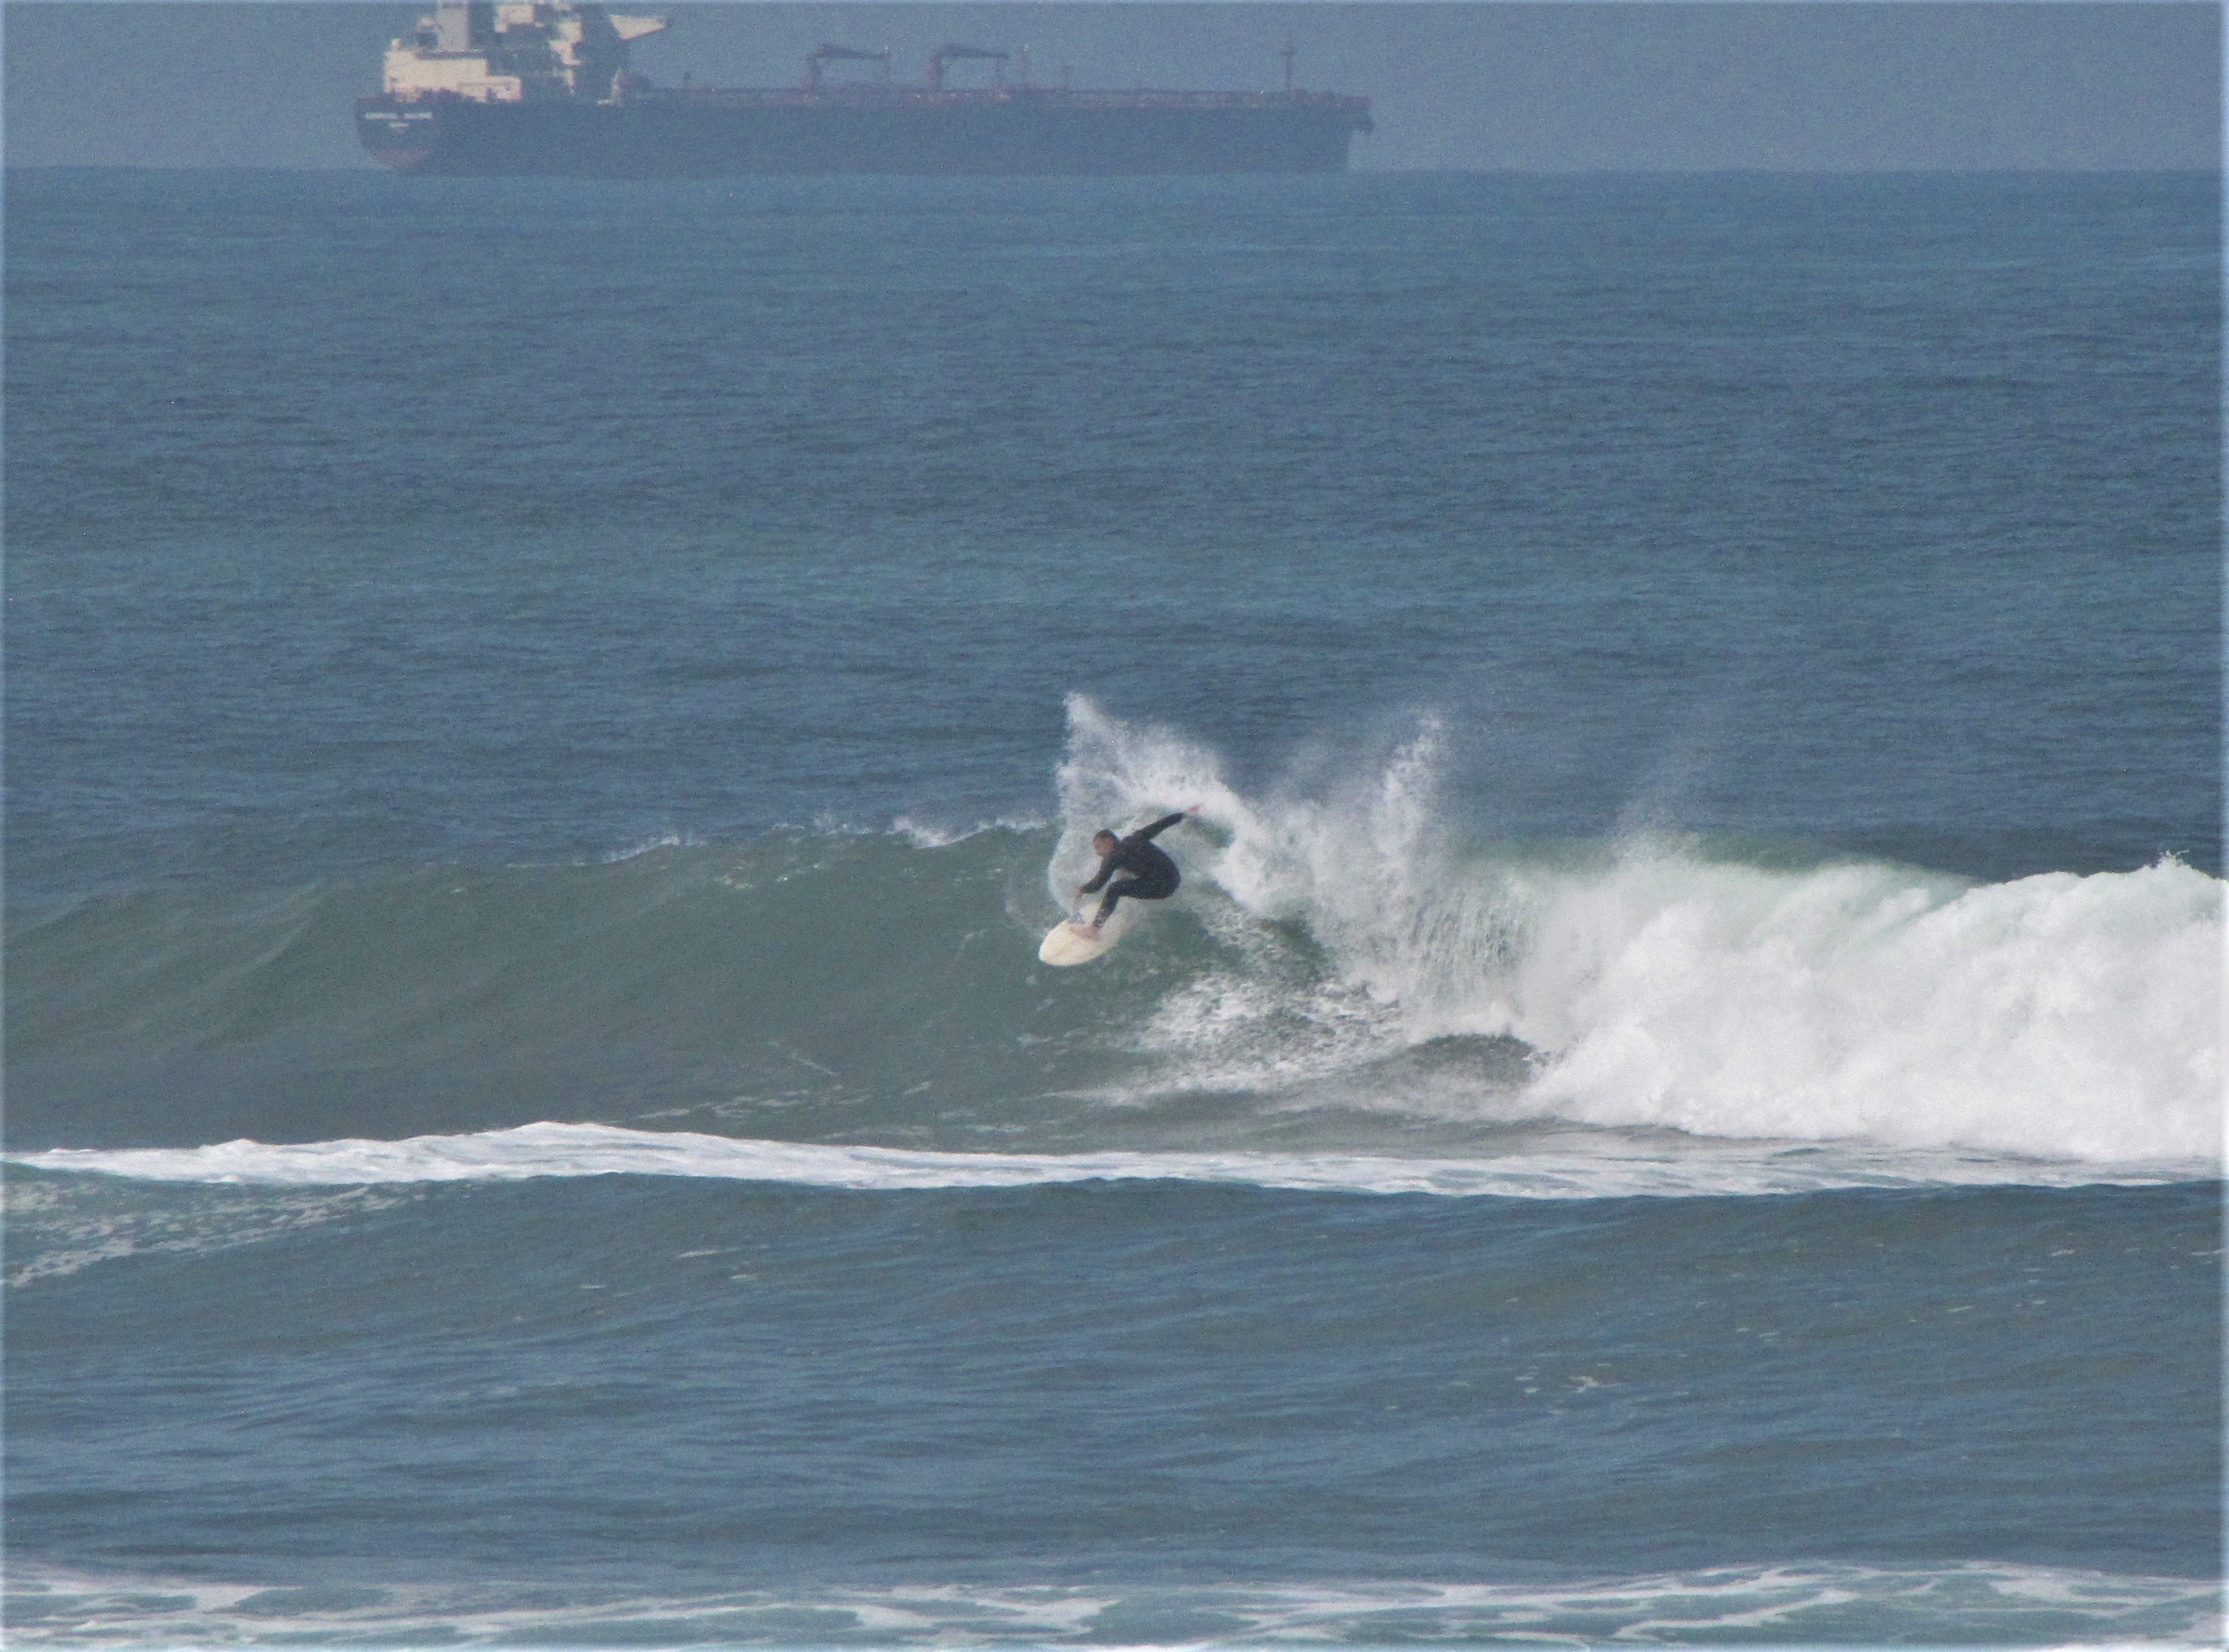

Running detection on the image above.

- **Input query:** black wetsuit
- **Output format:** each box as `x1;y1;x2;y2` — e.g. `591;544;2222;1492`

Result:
1080;813;1185;927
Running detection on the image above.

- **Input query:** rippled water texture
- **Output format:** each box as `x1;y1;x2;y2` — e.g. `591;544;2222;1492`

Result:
5;170;2218;1647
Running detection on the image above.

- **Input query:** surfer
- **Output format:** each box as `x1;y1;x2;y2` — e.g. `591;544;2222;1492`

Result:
1076;811;1189;934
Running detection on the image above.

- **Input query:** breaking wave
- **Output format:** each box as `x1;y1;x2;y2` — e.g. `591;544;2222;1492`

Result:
8;697;2218;1179
1057;697;2221;1170
5;1560;2217;1648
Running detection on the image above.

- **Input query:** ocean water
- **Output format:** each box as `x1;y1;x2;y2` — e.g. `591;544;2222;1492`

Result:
4;169;2221;1648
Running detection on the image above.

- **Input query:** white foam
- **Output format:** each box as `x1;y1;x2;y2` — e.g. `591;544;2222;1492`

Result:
1;1180;419;1287
5;1560;2216;1647
891;813;1050;849
1504;850;2224;1162
1057;698;2226;1171
6;1120;2197;1199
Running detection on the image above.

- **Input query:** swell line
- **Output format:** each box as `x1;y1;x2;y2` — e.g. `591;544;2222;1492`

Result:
8;1122;2204;1200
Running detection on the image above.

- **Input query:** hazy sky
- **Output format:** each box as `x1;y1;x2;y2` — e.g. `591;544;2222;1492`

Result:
4;2;2218;170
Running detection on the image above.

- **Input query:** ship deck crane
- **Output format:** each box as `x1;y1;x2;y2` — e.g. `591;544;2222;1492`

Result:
926;44;1009;92
804;44;891;92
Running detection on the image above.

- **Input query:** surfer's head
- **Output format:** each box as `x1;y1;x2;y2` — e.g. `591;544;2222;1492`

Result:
1092;830;1117;854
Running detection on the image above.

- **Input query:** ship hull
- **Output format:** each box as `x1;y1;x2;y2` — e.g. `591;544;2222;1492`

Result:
356;92;1369;176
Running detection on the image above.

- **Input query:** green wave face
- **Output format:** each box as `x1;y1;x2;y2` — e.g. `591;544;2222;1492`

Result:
6;827;1184;1153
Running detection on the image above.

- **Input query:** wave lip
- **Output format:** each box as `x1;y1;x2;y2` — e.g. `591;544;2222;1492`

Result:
9;1121;2207;1200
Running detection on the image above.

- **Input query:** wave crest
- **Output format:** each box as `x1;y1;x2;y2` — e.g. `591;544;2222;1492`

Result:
7;1120;2195;1198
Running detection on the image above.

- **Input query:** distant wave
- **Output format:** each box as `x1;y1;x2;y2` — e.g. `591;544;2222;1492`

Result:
10;1121;2203;1199
4;1559;2216;1648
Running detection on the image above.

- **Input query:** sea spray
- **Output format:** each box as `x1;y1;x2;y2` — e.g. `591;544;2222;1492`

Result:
1058;698;2225;1167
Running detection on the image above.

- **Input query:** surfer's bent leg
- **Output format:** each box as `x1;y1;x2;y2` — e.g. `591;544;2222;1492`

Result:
1093;869;1177;928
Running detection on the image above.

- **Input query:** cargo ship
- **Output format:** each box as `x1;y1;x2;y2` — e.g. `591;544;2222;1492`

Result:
356;2;1373;176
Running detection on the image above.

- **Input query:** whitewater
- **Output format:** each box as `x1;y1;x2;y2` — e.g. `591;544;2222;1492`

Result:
1050;698;2222;1168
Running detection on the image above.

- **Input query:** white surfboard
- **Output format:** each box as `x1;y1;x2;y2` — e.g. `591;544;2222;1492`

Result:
1038;901;1130;966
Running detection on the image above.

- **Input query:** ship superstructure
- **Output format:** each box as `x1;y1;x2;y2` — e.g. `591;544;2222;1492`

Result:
358;1;1373;176
380;1;669;104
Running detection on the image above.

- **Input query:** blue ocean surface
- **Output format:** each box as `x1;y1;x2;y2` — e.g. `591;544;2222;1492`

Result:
3;169;2221;1648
